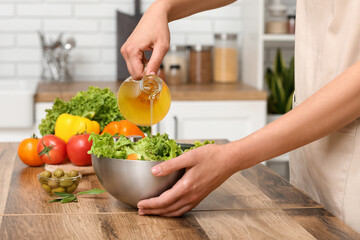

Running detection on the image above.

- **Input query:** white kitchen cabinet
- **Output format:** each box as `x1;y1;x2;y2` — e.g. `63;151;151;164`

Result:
0;102;54;142
0;80;38;142
0;127;36;142
0;103;44;142
33;102;54;137
157;101;266;141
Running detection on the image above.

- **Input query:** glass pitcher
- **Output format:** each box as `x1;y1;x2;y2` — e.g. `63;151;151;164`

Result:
117;75;171;126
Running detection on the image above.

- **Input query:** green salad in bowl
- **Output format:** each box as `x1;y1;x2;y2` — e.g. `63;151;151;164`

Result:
88;132;212;161
88;133;213;208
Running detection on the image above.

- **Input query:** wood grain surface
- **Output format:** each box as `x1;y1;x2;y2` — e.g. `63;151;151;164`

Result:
1;141;359;239
0;143;17;228
34;81;267;102
45;162;95;175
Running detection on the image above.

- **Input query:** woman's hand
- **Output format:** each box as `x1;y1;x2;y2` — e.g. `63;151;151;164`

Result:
137;143;236;217
121;1;170;80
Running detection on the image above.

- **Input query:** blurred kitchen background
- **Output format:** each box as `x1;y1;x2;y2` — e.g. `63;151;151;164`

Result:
0;0;296;179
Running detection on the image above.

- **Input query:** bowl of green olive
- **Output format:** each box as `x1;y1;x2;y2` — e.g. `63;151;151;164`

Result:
38;168;82;196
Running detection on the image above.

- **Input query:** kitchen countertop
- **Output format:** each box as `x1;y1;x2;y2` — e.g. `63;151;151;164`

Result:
1;140;359;239
35;81;267;102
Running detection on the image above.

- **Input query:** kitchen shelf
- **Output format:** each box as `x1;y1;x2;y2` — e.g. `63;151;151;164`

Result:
262;34;295;42
242;0;296;90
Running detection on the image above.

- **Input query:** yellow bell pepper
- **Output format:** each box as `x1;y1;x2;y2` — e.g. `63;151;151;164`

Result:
55;113;100;142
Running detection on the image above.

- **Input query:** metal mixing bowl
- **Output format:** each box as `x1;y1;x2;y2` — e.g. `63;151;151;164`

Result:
91;143;193;208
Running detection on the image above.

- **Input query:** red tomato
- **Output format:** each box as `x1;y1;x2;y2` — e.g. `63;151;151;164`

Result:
67;133;92;166
37;135;67;165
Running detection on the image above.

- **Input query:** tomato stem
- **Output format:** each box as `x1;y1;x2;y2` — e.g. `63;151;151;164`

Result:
38;140;54;161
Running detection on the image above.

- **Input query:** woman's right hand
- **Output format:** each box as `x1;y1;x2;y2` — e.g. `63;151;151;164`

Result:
137;143;238;217
121;1;170;80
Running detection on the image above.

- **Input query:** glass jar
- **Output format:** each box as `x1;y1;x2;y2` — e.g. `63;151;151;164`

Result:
287;10;296;34
163;45;188;84
157;63;166;82
266;0;287;34
167;64;182;85
117;75;171;126
189;45;212;84
266;17;287;34
213;33;238;83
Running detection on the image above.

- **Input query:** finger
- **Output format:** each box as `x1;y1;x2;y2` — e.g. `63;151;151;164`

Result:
120;45;133;78
161;204;194;217
145;42;169;75
143;197;199;217
139;197;184;216
129;55;145;80
137;175;190;210
151;153;193;177
124;58;134;79
141;52;148;66
121;43;145;80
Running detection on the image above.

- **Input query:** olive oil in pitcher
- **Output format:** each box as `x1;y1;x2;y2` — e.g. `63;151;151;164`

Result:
117;75;171;127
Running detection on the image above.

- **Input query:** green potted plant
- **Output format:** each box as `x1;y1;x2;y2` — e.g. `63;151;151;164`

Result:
265;49;294;122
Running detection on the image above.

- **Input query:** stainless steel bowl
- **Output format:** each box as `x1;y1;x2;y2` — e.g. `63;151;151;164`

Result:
91;144;192;208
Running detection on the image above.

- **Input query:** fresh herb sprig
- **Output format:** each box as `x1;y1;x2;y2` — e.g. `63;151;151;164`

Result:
49;188;106;204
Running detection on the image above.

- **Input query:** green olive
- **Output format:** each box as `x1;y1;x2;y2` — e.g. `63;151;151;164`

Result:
66;184;78;193
53;169;64;178
51;187;65;194
38;176;48;184
40;171;52;178
68;170;79;178
47;178;59;188
74;177;81;184
42;184;52;193
59;176;73;188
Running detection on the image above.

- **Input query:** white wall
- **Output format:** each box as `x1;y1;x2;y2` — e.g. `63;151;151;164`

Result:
0;0;244;82
0;0;295;82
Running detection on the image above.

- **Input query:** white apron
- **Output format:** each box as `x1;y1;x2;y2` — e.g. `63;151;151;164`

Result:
290;0;360;233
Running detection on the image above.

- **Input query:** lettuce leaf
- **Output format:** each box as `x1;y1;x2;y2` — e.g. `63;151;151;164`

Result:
88;133;208;161
38;98;69;136
88;133;128;159
132;133;183;161
67;86;123;132
184;140;214;152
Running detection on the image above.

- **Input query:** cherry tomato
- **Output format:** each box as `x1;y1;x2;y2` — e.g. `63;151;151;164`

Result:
101;120;145;138
37;135;67;165
18;136;44;167
67;133;92;166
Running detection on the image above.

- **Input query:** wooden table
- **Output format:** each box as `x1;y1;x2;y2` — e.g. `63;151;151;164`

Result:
1;141;359;239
